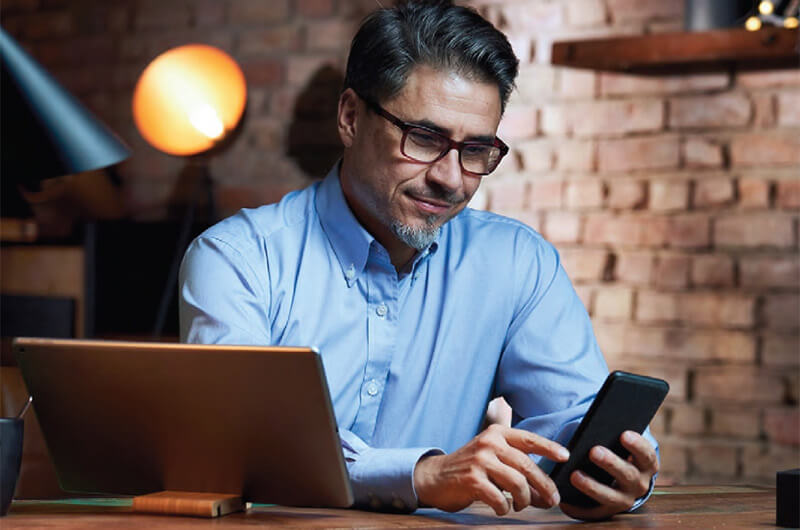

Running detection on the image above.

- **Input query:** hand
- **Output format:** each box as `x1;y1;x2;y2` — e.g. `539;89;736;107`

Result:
413;424;570;516
559;430;658;521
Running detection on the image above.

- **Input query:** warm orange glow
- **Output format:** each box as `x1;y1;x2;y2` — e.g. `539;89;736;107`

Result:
745;16;762;31
133;45;247;156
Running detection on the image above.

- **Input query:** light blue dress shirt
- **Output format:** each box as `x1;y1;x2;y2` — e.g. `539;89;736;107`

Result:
179;164;657;511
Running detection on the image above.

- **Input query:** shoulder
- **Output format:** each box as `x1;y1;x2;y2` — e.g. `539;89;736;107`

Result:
448;208;556;258
193;183;318;252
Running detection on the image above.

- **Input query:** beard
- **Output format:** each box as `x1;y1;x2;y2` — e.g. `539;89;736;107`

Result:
390;217;441;251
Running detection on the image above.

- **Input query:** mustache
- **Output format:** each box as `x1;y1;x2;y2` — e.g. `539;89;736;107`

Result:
406;185;466;206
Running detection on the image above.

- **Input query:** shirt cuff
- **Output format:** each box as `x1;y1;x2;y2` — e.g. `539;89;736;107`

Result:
348;446;443;512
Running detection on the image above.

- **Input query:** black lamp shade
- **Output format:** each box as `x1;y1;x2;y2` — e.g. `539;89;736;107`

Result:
1;27;130;188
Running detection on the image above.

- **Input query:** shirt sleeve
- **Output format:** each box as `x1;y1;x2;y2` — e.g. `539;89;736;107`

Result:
495;235;659;510
179;234;442;511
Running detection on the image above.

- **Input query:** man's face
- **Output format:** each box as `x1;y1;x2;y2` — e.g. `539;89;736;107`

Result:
338;66;503;256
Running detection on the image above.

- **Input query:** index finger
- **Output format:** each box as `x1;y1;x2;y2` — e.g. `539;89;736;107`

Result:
620;431;658;473
504;428;570;462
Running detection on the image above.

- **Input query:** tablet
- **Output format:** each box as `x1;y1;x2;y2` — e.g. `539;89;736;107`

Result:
549;370;669;507
13;337;353;508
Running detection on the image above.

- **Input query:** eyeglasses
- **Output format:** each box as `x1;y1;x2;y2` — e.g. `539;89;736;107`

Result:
359;95;509;176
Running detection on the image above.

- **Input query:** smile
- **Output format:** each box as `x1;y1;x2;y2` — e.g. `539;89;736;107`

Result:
407;193;453;216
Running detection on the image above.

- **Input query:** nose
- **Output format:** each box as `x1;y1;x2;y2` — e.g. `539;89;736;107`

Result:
426;148;462;193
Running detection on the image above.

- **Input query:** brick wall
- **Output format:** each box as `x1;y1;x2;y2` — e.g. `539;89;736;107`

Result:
2;0;798;486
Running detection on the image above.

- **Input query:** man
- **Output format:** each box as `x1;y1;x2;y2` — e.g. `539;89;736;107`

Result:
180;0;659;520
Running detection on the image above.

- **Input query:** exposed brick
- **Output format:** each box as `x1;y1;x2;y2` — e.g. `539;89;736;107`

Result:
565;180;604;209
598;136;680;172
776;91;800;127
691;254;734;287
710;407;761;439
623;327;756;362
607;180;646;210
654;254;690;289
229;0;290;24
238;26;303;55
607;0;683;22
514;65;557;103
517;139;554;172
573;285;594;312
739;178;770;209
543;211;582;244
636;291;678;323
683;137;724;169
193;0;225;27
594;287;633;320
135;2;190;30
241;58;285;87
763;335;800;367
639;215;671;247
694;366;785;404
287;55;341;86
558;68;596;99
678;293;755;328
669;93;751;129
584;213;642;246
593;322;625;357
297;0;335;18
668;214;710;249
650;181;689;212
764;294;800;331
510;210;542;233
737;69;800;89
765;408;800;446
695;178;735;208
505;32;534;65
560;248;609;282
691;444;738;478
752;92;776;128
530;180;563;210
714;213;796;248
575;100;664;137
306;19;353;51
557;140;594;172
740;256;800;288
500;1;564;32
566;0;606;26
777;180;800;209
487;177;528;212
600;72;729;96
730;132;800;167
497;105;538;140
15;11;73;39
742;444;800;480
615;251;652;285
659;441;688;477
540;104;567;136
668;403;705;435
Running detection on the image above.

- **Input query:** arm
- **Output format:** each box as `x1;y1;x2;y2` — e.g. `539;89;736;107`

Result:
179;234;441;511
495;236;659;520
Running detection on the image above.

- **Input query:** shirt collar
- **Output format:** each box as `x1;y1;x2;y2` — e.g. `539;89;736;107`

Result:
315;164;374;287
315;163;442;286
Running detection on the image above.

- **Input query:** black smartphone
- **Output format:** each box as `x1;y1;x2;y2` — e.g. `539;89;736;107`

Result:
548;371;669;507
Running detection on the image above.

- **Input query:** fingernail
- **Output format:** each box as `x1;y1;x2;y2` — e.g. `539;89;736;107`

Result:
549;490;561;506
558;447;570;460
622;431;636;443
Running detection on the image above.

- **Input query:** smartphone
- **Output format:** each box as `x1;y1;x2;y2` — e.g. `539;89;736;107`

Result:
548;370;669;507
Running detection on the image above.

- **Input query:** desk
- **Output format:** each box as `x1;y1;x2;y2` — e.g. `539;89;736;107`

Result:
3;485;776;528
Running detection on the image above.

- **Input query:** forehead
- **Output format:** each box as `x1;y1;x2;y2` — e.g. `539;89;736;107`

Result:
386;66;502;135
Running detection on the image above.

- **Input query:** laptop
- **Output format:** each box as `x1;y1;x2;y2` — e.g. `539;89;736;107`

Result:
13;337;353;508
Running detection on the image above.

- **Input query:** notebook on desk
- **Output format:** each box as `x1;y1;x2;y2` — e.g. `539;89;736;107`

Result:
13;337;353;508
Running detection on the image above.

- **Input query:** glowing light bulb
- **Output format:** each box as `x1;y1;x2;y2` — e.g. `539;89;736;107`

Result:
785;16;799;28
745;16;762;31
189;103;224;140
758;1;774;15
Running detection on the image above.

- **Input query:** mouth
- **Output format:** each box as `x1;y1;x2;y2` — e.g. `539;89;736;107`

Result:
406;192;453;216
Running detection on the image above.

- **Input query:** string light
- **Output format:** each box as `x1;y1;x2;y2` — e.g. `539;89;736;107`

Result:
746;0;799;30
745;15;763;31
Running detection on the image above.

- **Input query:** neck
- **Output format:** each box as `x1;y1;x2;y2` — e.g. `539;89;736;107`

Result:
338;160;417;271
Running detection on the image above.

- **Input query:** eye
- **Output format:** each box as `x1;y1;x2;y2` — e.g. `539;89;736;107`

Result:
407;128;444;148
462;144;492;158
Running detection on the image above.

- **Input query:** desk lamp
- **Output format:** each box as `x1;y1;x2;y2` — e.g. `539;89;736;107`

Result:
0;27;130;238
132;44;247;337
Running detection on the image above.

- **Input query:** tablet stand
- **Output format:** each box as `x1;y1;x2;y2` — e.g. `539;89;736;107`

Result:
132;491;244;518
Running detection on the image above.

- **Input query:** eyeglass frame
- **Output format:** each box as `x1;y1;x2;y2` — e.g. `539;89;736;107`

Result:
356;93;509;176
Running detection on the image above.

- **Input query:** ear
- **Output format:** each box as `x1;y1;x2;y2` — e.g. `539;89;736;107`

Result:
337;88;360;148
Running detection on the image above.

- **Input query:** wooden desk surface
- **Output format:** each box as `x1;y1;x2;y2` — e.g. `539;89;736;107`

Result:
3;485;776;528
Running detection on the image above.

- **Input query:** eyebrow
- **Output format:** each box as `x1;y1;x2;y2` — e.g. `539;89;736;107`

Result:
408;118;496;144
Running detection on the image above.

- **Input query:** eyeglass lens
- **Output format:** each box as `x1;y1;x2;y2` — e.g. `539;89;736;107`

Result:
403;127;502;175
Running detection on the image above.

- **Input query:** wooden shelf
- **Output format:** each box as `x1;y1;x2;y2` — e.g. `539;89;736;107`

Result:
551;27;799;73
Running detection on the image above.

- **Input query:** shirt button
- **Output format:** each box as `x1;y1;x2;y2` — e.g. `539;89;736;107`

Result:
345;265;355;279
376;303;387;317
366;380;379;396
